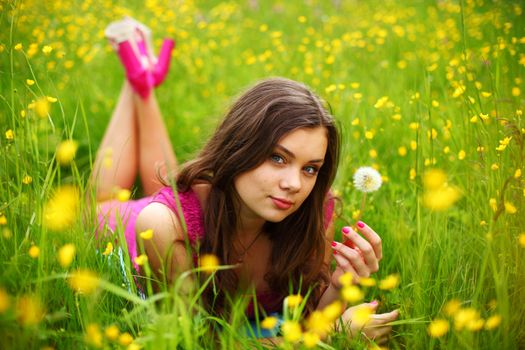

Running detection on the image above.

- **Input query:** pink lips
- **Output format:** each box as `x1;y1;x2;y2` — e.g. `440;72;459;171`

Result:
271;197;293;210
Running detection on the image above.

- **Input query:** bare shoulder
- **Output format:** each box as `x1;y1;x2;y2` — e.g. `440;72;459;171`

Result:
136;202;184;241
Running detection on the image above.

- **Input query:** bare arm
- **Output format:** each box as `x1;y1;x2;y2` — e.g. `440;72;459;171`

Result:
135;202;193;286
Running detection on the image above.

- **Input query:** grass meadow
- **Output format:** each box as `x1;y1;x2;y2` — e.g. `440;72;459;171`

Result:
1;0;524;348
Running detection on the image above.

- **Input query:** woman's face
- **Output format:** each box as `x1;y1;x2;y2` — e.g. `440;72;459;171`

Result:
234;126;328;224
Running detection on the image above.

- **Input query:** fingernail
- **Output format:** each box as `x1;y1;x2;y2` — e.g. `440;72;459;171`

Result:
357;221;365;229
333;250;337;255
342;226;351;234
331;241;337;247
370;300;378;305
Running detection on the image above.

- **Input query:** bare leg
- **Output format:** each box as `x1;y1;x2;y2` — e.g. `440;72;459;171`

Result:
90;82;138;201
133;93;178;195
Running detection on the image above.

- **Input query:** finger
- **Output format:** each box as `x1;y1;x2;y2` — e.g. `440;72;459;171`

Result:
356;221;383;260
370;309;399;323
373;333;390;345
333;252;360;282
333;242;370;277
342;226;379;272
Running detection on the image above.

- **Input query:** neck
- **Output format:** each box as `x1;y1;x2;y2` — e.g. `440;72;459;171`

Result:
235;216;265;239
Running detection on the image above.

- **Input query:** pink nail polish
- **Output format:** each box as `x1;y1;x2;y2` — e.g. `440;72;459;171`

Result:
342;226;351;234
333;250;337;255
370;300;378;305
331;241;337;247
357;221;365;229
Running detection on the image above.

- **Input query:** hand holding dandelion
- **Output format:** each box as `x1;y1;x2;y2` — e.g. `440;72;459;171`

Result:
331;222;383;288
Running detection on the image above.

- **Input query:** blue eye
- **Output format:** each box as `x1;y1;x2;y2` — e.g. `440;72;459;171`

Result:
270;154;285;164
304;166;319;175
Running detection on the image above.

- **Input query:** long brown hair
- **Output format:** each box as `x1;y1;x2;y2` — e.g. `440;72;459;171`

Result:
177;77;340;315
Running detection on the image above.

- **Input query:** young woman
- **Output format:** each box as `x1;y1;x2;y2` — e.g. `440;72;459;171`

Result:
93;17;398;343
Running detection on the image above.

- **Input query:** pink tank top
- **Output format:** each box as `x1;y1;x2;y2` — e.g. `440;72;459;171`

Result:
100;186;335;317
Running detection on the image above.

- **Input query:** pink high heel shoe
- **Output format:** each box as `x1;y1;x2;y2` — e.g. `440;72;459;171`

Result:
152;39;175;87
105;17;175;98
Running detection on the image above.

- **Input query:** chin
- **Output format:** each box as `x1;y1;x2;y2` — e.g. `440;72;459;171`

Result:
263;209;295;223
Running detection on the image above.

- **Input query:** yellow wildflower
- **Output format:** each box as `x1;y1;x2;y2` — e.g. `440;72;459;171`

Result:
519;234;525;248
261;316;278;329
410;140;417;150
365;131;374;139
491;163;499;170
68;269;100;294
489;198;498;212
29;245;40;258
504;202;517;214
282;320;302;343
428;318;449;338
34;97;50;118
423;186;461;211
484;315;502;330
58;243;76;268
56;140;78;166
341;285;364;303
5;129;14;140
118;332;133;346
26;79;35;86
374;96;389;109
496;137;512;151
139;229;153;240
102;242;113;256
409;122;419;130
481;91;492;98
350;304;372;327
85;323;103;347
0;288;10;313
409;168;416;180
512;87;521;96
42;45;53;54
2;228;12;238
378;274;400;290
16;295;45;326
423;169;447;190
22;175;32;184
43;185;80;231
105;324;120;340
458;150;466;160
467;318;485;331
116;188;131;202
199;254;219;273
0;215;7;225
351;118;360;126
398;146;407;156
443;299;461;316
359;277;376;287
514;169;522;178
454;307;479;331
322;300;343;321
134;254;148;266
303;332;320;348
305;310;331;336
286;294;304;308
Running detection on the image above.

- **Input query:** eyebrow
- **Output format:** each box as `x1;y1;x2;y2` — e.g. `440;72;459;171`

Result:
275;144;325;163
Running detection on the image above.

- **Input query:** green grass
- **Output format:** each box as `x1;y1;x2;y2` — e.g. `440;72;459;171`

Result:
1;0;524;348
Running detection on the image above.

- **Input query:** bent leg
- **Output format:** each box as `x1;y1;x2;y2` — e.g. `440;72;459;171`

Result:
134;93;177;195
90;82;138;201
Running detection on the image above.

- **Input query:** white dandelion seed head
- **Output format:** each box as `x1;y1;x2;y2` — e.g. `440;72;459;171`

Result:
353;166;383;193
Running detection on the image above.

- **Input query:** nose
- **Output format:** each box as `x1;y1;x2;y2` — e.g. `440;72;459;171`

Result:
279;168;302;193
